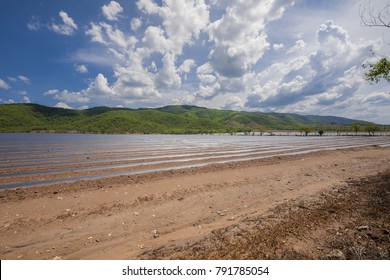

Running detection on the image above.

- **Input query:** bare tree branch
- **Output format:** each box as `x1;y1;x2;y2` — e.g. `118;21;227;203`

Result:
360;1;390;29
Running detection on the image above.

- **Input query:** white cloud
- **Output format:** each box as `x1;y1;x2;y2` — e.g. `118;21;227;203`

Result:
246;20;375;112
79;0;209;105
207;0;291;78
50;11;78;35
44;89;60;95
46;89;90;104
179;59;196;74
86;22;137;50
79;105;89;110
6;76;30;84
286;39;306;53
55;102;72;109
74;64;88;74
156;52;181;89
223;96;244;110
138;0;209;54
131;18;142;31
0;79;11;90
23;96;31;103
27;16;41;31
102;1;123;21
83;74;114;97
86;23;107;45
17;75;30;84
37;0;388;123
273;43;285;50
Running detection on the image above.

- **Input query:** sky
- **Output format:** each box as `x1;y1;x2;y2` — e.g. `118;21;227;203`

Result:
0;0;389;124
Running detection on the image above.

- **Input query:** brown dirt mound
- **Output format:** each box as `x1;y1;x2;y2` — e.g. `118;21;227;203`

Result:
141;170;390;260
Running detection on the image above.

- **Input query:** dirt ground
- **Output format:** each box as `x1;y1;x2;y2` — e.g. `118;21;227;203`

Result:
0;146;389;260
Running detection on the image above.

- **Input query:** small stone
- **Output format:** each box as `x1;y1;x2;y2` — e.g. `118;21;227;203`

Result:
152;230;159;238
133;212;140;216
357;225;369;231
216;211;225;216
325;249;345;260
57;197;63;200
52;256;61;260
298;201;307;209
138;243;144;249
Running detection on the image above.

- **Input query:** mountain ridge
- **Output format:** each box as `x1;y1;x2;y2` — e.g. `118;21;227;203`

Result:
0;103;375;134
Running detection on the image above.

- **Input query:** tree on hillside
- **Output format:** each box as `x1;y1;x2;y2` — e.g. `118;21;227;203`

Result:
360;2;390;86
298;125;312;136
363;122;380;136
351;122;362;136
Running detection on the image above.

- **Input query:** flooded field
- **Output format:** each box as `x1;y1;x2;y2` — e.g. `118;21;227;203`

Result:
0;133;389;189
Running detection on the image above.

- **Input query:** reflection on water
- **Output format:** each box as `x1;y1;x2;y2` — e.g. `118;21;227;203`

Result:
0;133;389;189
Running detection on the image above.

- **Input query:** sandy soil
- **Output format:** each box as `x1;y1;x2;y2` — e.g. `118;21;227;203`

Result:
0;146;389;260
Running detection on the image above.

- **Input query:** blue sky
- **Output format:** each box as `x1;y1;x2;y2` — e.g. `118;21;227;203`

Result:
0;0;389;124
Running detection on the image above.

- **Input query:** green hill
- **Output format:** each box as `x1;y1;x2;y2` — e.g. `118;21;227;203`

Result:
0;103;373;134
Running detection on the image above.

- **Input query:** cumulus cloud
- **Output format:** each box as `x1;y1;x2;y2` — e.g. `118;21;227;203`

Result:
55;102;72;109
50;11;78;35
223;96;244;110
86;22;137;49
102;1;123;21
131;18;142;31
192;0;294;104
207;0;291;78
82;74;115;97
286;39;306;53
36;1;387;122
246;20;374;111
0;79;11;90
138;0;209;54
179;59;196;74
45;89;90;104
79;0;209;104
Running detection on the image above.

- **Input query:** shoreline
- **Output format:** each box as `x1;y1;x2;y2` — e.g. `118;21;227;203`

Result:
0;146;389;259
1;131;390;136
